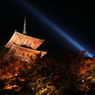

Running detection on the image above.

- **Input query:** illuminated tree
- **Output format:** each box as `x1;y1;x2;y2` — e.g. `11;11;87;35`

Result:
0;49;95;95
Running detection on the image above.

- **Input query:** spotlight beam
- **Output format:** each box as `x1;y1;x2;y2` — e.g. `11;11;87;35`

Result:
14;0;94;57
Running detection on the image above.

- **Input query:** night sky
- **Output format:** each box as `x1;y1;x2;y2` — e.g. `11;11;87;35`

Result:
1;1;95;57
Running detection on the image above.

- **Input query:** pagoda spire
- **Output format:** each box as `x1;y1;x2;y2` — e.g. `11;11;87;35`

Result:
23;16;27;34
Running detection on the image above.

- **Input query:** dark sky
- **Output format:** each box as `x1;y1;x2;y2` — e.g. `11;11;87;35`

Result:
1;0;95;56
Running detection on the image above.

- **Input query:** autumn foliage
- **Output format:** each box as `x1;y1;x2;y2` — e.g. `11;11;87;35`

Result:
0;49;95;95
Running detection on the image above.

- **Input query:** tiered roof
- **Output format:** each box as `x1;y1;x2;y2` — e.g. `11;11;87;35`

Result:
5;31;45;49
5;44;47;62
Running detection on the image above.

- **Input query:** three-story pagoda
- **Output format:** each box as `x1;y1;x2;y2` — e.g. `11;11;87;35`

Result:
4;17;47;62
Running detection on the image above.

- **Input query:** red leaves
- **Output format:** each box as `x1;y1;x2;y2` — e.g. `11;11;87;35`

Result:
54;69;65;73
17;77;25;81
27;66;32;69
50;69;65;80
0;59;4;64
53;75;61;79
14;66;19;70
0;54;4;64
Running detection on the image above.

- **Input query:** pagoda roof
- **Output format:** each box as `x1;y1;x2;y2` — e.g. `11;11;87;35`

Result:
6;44;47;58
5;31;45;49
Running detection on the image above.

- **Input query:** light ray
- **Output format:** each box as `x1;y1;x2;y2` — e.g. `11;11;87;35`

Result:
14;0;94;57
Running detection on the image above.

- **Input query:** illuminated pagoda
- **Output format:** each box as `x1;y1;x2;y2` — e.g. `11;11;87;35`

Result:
4;17;47;62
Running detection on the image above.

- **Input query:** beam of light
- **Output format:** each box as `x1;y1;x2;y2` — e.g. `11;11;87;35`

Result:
14;0;94;57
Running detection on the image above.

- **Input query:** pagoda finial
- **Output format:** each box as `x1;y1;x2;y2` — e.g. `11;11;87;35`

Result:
23;16;27;34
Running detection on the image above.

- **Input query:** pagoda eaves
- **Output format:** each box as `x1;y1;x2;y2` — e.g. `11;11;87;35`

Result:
5;44;47;62
5;31;45;49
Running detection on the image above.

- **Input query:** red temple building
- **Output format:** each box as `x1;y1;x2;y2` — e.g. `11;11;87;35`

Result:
4;17;47;62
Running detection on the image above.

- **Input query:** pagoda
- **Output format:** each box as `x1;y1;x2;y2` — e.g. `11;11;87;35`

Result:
4;17;47;62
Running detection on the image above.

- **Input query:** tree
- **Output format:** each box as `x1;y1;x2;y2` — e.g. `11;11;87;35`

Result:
0;48;95;95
